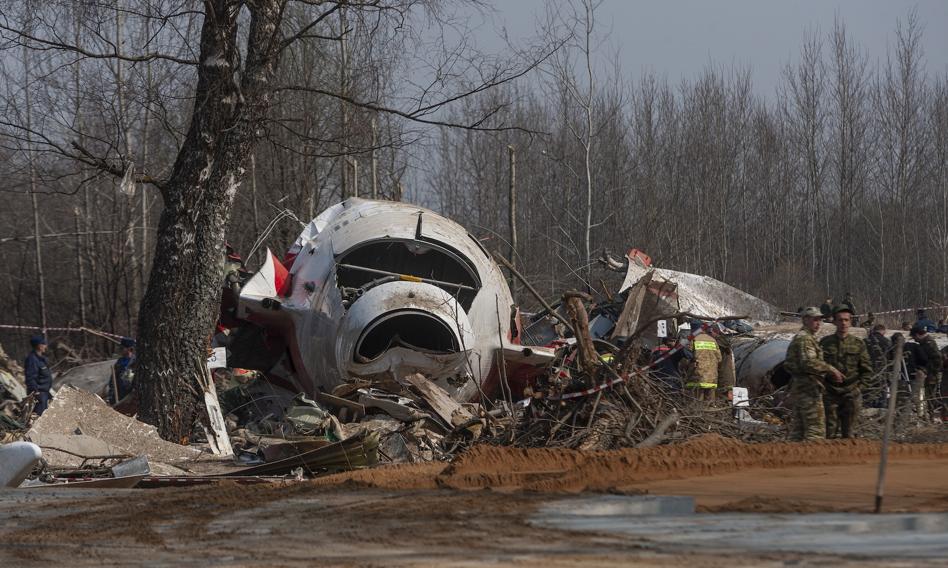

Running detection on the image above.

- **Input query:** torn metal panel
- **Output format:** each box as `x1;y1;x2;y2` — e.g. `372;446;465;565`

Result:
612;270;681;345
618;252;781;325
218;430;379;476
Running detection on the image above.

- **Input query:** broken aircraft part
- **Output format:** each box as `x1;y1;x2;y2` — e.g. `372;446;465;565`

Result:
733;338;792;397
615;249;782;325
0;441;42;488
222;198;554;403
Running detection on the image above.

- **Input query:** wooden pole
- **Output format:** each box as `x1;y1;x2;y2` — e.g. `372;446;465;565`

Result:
110;364;119;407
24;38;47;334
563;290;597;377
371;117;379;200
875;333;904;513
250;153;260;236
507;145;517;301
338;5;349;200
349;158;359;198
74;208;87;329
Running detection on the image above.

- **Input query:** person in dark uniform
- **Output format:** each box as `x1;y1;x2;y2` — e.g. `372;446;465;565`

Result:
649;335;691;392
911;324;943;421
107;337;136;405
890;332;926;422
23;335;52;416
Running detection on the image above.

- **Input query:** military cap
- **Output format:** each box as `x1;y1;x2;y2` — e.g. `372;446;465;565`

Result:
29;334;47;346
800;306;822;318
910;323;926;336
120;337;137;348
832;304;854;315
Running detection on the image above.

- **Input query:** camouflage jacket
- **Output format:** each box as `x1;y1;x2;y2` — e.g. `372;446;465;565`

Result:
865;331;891;373
784;329;835;381
820;334;873;393
917;335;942;378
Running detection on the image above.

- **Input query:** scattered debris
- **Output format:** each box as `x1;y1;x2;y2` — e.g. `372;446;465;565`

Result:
221;430;379;477
26;385;202;472
21;455;151;489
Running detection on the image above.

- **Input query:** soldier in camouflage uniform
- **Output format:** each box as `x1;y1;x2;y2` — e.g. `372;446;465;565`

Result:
784;307;845;441
820;306;873;438
910;324;943;421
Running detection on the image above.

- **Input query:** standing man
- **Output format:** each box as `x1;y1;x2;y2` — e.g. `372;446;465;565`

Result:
712;323;737;398
820;306;873;438
685;322;721;402
865;323;892;407
784;307;845;441
841;293;856;314
841;293;858;326
866;324;891;373
650;335;691;392
915;310;937;333
107;337;136;406
910;324;942;421
820;297;834;320
23;335;53;416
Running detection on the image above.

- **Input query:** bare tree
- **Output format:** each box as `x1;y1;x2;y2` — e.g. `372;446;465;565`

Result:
0;0;558;440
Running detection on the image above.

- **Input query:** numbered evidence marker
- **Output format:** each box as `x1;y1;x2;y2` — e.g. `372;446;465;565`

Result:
207;347;227;370
657;320;668;338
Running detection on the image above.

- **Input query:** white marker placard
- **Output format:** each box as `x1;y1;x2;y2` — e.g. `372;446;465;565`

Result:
657;320;668;338
207;347;227;369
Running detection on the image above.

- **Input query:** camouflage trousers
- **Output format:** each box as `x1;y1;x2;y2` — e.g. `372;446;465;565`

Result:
824;388;860;439
790;376;826;441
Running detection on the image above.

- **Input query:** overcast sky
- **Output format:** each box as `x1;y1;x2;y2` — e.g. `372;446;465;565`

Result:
476;0;948;96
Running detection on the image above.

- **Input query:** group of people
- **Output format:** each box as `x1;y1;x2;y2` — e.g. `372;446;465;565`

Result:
23;334;136;416
647;320;736;402
787;305;945;441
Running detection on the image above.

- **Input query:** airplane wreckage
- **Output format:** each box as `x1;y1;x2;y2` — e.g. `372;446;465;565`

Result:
214;197;790;409
217;198;557;404
2;199;845;483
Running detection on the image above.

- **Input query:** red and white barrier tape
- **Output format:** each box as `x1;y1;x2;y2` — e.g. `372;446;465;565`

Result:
856;304;945;318
533;323;710;403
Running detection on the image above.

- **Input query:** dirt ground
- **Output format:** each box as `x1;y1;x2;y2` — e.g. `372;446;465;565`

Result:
3;435;948;566
313;434;948;505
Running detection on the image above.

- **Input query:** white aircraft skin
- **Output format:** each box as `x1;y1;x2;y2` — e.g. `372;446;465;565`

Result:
231;198;553;402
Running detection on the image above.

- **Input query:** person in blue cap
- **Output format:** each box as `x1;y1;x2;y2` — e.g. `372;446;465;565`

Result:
24;335;52;415
107;337;136;405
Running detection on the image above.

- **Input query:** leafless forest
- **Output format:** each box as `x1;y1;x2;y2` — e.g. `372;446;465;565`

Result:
1;1;946;358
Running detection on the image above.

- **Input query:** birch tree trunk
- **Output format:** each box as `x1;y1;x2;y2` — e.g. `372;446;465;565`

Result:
136;0;285;441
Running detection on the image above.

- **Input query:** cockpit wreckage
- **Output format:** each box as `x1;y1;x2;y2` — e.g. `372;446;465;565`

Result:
218;198;555;406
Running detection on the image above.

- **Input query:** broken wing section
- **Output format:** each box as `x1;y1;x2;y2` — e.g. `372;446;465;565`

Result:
618;250;781;325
